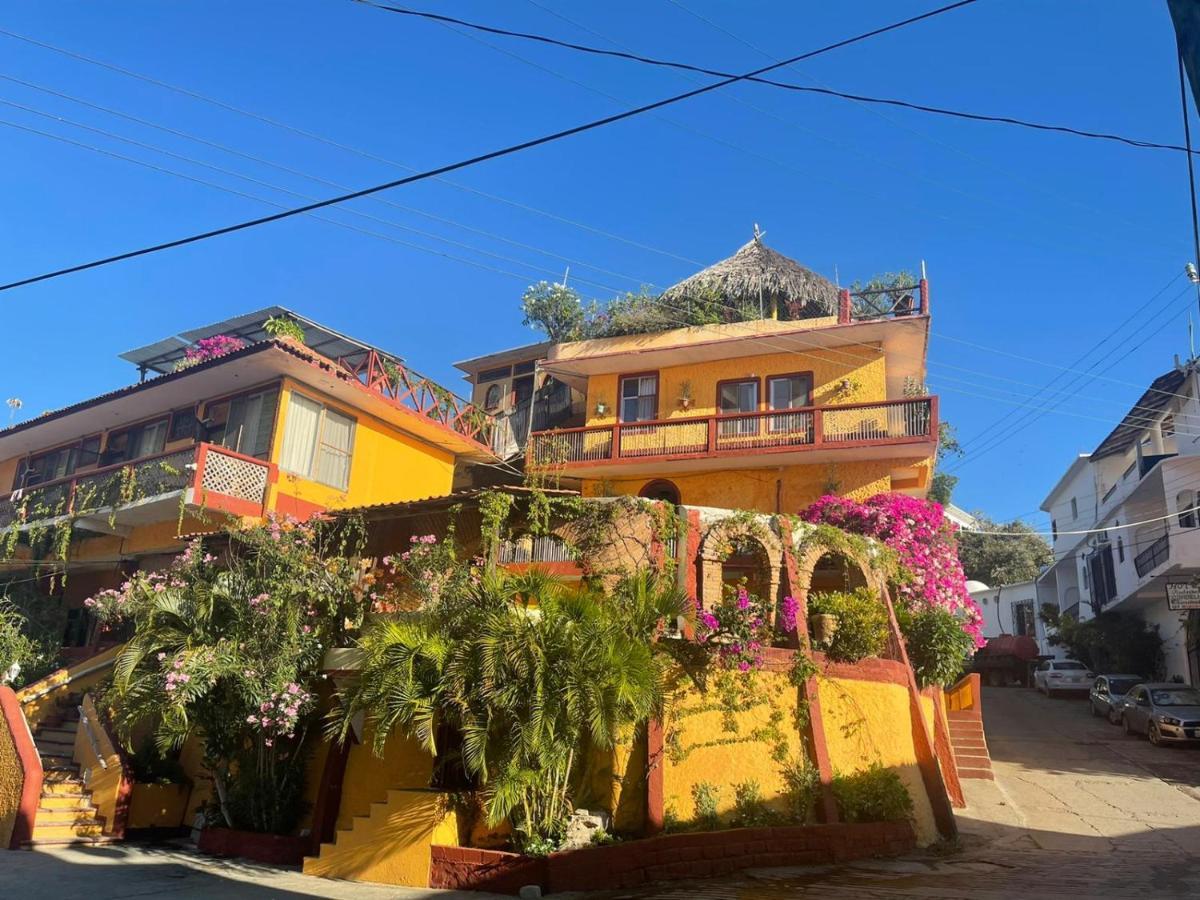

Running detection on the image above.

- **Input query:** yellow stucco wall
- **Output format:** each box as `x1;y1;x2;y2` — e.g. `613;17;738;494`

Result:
268;380;456;514
0;692;26;849
336;730;434;832
583;458;921;512
661;672;805;825
583;345;886;428
127;783;190;829
819;676;938;846
303;789;458;887
70;694;124;838
17;646;119;730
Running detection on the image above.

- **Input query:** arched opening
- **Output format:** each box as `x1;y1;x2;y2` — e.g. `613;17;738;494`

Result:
809;551;870;594
639;479;681;505
721;535;772;606
804;550;889;659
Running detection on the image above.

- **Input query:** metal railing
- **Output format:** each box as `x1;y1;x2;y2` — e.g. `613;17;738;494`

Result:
1134;534;1170;578
497;534;574;564
529;397;935;467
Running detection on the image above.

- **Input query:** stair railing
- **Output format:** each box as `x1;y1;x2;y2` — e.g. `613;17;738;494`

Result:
76;703;108;771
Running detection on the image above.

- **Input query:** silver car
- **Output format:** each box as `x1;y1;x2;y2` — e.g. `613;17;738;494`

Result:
1089;674;1142;722
1121;684;1200;746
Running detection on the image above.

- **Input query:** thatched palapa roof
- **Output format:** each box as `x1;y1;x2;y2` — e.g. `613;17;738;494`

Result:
660;232;839;319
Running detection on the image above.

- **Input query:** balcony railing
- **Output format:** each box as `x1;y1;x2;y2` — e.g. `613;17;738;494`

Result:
528;397;935;468
1134;534;1170;578
0;442;272;531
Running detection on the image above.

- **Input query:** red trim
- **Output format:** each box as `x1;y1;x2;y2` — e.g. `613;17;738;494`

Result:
919;278;930;315
93;698;134;839
645;719;665;835
837;289;852;324
926;687;965;808
0;685;41;849
198;827;309;865
309;735;353;856
190;443;276;520
499;561;582;577
271;493;326;523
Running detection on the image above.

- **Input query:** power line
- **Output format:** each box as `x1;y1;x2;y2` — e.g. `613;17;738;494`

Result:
0;29;705;270
0;0;980;293
362;1;1200;158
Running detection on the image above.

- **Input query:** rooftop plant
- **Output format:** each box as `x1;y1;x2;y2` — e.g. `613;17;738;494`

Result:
174;334;247;371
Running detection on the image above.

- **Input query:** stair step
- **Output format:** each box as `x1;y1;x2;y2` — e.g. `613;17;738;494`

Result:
958;766;995;780
32;822;105;840
35;811;104;827
21;834;121;848
36;741;76;757
952;739;988;752
954;752;992;767
37;727;79;742
40;755;78;770
39;795;96;811
42;771;83;789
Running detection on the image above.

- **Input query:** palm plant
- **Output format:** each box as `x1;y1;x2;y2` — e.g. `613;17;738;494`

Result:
336;568;691;850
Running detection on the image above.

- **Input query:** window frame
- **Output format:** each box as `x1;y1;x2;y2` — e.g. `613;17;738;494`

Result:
17;433;103;488
200;383;282;460
280;390;358;490
102;415;171;467
618;372;659;424
483;383;504;410
766;371;814;435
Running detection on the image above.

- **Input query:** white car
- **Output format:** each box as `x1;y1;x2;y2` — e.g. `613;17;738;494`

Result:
1034;659;1095;697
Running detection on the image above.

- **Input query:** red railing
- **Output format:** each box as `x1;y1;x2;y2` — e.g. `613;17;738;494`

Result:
0;442;273;529
333;349;494;446
529;397;936;467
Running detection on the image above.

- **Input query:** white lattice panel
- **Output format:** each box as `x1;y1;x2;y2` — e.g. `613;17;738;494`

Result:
201;451;268;503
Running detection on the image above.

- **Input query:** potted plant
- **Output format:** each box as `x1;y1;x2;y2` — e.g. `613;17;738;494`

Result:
594;398;610;417
678;380;694;411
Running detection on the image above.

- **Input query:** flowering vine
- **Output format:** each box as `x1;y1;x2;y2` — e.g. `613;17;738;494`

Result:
800;493;984;647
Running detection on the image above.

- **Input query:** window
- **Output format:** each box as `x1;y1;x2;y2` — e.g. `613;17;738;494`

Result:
1071;497;1078;520
1012;599;1035;636
168;407;198;442
280;392;356;490
1117;534;1125;563
478;366;510;383
619;375;658;423
1087;545;1117;610
1051;519;1058;541
718;379;759;436
18;435;101;488
1163;414;1176;437
102;418;168;466
205;388;278;459
483;384;503;410
767;373;812;434
1180;490;1198;529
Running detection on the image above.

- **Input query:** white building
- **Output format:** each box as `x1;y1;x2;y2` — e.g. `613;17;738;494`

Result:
1036;363;1200;682
968;578;1061;657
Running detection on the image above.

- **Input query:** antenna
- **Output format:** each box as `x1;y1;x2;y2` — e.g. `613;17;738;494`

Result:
560;266;570;288
921;259;928;280
1191;314;1196;362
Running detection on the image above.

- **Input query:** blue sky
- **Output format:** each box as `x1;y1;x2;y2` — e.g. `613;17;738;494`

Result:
0;0;1193;526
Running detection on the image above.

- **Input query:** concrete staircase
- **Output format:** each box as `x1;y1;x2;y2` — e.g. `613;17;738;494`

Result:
948;708;994;780
25;698;113;846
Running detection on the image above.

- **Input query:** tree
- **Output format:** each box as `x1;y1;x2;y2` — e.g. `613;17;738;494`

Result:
337;567;690;851
521;281;586;342
88;516;375;834
1039;606;1162;677
928;421;962;506
956;515;1052;586
0;582;64;687
849;271;917;319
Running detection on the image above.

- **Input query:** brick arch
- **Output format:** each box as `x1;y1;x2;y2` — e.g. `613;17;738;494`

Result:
697;517;786;610
789;541;883;600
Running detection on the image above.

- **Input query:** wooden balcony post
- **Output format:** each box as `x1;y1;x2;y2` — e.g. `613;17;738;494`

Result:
707;416;718;454
812;408;823;446
919;278;929;315
611;424;621;460
837;289;852;324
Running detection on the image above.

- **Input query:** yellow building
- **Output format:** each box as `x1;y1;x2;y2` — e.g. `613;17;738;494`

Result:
0;307;494;661
458;238;938;512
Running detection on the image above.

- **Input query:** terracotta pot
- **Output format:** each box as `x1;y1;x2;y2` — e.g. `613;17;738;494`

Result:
679;397;693;410
811;613;838;646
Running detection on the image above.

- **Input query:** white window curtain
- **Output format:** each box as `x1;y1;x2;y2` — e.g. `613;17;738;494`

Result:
315;408;354;490
280;393;322;476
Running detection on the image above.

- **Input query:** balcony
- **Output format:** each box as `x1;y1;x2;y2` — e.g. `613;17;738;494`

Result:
1134;534;1170;578
529;397;936;477
0;443;274;536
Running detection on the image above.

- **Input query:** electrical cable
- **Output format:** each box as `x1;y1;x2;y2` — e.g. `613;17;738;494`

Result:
362;1;1199;157
0;0;980;293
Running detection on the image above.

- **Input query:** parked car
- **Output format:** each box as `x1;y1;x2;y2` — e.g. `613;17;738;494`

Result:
1089;674;1143;721
1033;659;1095;697
1121;684;1200;746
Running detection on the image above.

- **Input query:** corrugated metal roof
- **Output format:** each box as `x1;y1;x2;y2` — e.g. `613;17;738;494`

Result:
338;485;579;518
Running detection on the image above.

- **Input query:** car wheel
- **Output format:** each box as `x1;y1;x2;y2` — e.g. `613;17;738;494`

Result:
1150;722;1162;746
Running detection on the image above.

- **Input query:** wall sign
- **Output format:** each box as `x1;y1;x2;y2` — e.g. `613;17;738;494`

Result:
1166;581;1200;610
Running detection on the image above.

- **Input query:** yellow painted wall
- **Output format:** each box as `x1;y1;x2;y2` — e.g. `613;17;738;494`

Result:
661;671;804;825
70;694;124;837
818;676;937;846
0;692;25;849
127;783;190;829
178;735;212;819
268;380;456;514
584;345;886;429
17;646;119;730
336;730;434;832
303;789;458;887
583;458;918;513
574;726;646;834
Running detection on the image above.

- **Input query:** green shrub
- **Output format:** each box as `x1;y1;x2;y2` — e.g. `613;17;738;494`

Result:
897;605;975;687
129;738;190;786
807;588;889;662
1040;607;1162;678
832;764;913;823
731;779;779;827
691;781;721;830
780;758;820;824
